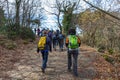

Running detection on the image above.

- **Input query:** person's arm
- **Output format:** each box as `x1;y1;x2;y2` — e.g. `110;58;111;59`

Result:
65;37;69;47
37;47;39;53
37;37;41;53
48;37;52;52
77;37;81;47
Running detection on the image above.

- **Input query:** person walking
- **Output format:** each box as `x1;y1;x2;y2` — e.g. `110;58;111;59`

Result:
58;32;64;51
65;28;81;76
37;30;52;73
37;28;40;36
52;31;57;51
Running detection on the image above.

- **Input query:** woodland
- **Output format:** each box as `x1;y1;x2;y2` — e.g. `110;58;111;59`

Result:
0;0;120;79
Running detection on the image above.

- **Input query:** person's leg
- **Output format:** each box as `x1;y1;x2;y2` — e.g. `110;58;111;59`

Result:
41;51;49;73
41;51;45;62
59;40;62;51
72;50;79;76
61;39;64;51
68;50;72;71
53;39;56;50
42;51;48;69
41;51;45;73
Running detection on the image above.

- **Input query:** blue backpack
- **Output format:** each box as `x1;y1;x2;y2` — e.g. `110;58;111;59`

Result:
58;34;64;40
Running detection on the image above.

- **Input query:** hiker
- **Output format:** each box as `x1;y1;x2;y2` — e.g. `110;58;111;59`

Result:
48;30;53;40
58;32;64;51
52;31;57;51
48;30;53;52
37;30;52;73
34;28;36;35
37;28;40;36
56;29;60;46
65;28;81;76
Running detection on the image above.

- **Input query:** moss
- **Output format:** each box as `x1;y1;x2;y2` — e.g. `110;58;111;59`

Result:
108;49;114;55
23;40;29;45
98;46;105;53
4;42;17;50
0;40;6;46
102;54;114;64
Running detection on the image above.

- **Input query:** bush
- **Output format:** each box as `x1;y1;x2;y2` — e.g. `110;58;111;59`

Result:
7;31;18;40
6;23;19;40
102;54;114;64
98;45;106;53
19;27;35;40
5;42;17;50
23;40;29;45
108;48;114;55
0;26;7;35
0;39;17;50
5;23;35;40
0;40;6;46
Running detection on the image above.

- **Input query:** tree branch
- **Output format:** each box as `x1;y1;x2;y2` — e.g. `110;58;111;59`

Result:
83;0;120;21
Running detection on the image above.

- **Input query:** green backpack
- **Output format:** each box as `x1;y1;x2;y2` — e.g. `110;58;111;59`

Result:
68;35;79;49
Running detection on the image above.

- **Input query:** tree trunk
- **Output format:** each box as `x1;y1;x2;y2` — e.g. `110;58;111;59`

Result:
15;0;21;26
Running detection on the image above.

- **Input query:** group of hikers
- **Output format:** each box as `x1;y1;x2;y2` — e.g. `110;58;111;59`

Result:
37;28;81;77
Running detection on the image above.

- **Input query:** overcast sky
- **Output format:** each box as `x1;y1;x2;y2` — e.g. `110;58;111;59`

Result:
40;0;89;30
6;0;89;31
4;0;120;31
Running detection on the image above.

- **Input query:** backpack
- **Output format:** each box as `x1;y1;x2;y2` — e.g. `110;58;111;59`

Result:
58;34;64;40
68;35;79;49
38;36;46;50
52;34;56;39
48;31;52;39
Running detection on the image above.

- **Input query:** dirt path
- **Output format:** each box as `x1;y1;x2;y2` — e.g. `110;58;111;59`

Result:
2;42;119;80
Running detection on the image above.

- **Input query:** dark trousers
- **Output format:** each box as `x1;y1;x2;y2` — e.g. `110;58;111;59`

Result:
58;39;64;50
41;50;49;69
53;39;57;49
68;50;79;76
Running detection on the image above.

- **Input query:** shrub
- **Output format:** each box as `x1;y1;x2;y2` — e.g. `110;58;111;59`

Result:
102;54;114;64
0;40;6;46
19;27;35;40
6;23;19;40
23;40;29;44
0;26;7;35
5;42;17;50
98;45;106;53
0;39;17;49
5;23;35;40
108;48;114;55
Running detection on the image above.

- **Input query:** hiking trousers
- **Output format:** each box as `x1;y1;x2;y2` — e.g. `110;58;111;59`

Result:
58;39;64;50
68;49;79;76
41;50;49;69
53;39;57;49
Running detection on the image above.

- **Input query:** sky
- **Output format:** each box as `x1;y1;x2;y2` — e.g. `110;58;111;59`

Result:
4;0;120;32
40;0;89;31
8;0;59;30
2;0;96;32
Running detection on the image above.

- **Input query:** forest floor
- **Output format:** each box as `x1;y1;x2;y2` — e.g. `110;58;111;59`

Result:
0;37;120;80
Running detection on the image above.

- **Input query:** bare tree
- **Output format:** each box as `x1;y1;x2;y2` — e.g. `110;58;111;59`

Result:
20;0;43;27
15;0;22;26
83;0;120;20
44;0;80;33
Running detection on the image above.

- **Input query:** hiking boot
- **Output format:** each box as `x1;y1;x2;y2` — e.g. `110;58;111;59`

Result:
68;69;72;72
73;73;78;77
54;48;56;51
41;68;45;73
